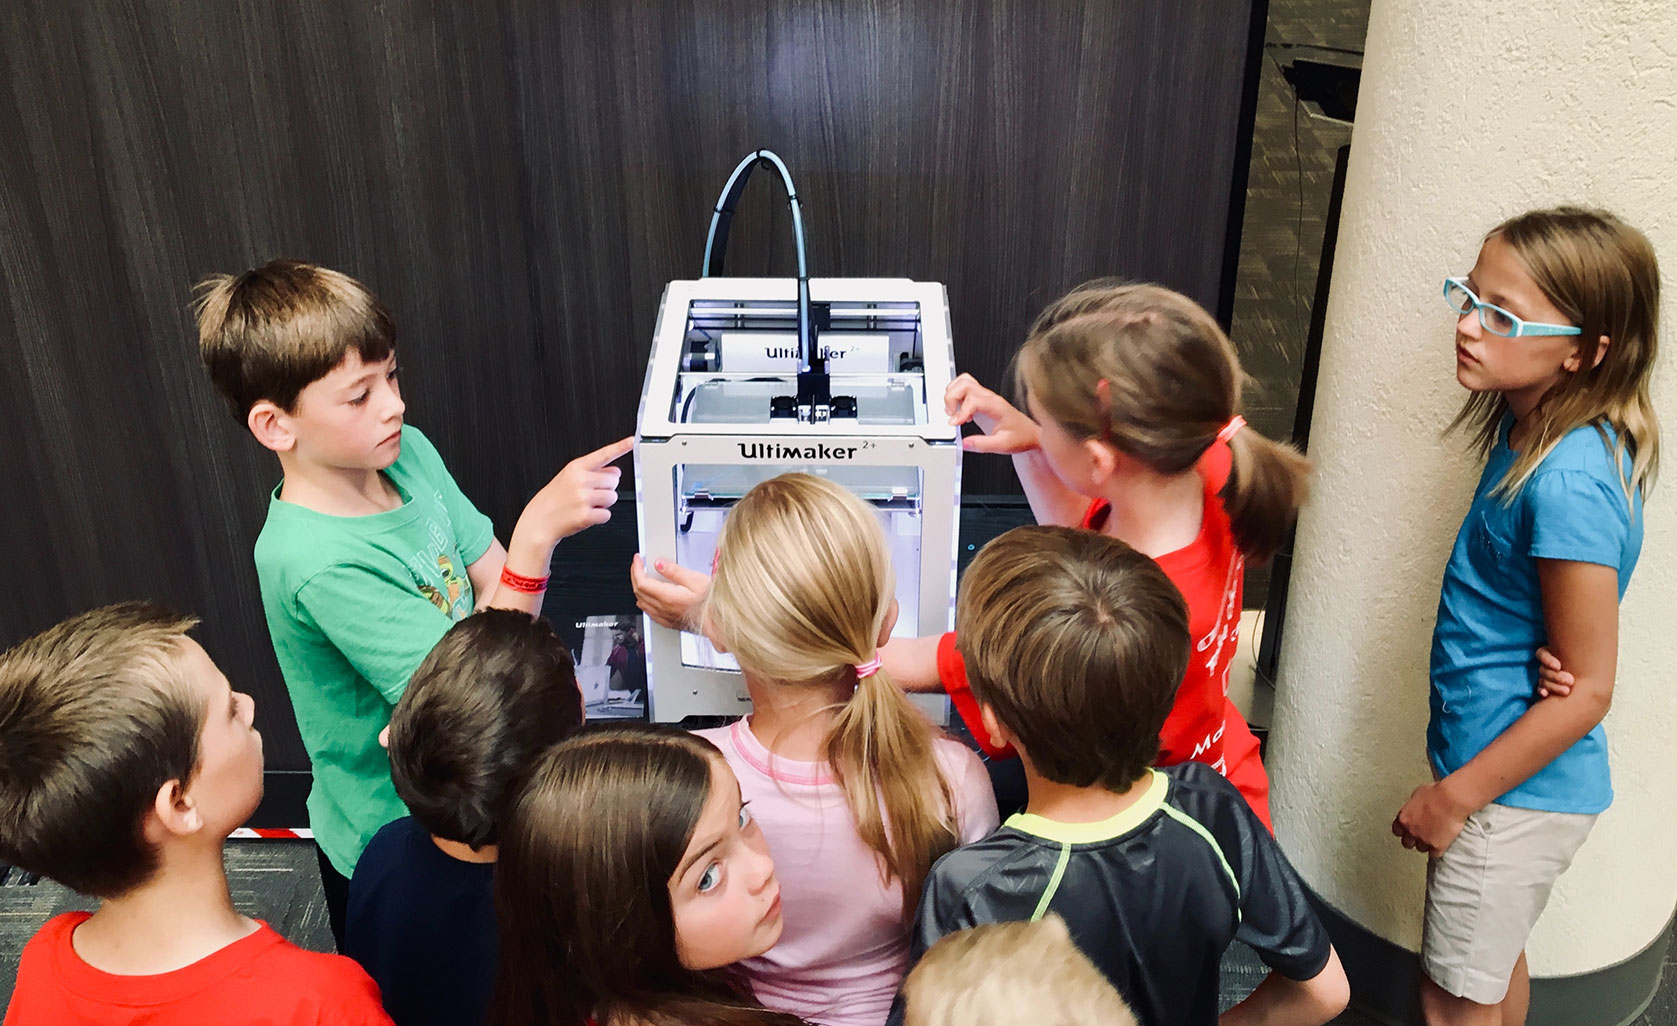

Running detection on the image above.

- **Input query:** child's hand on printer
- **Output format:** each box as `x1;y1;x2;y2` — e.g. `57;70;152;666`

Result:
631;553;711;631
945;374;1042;454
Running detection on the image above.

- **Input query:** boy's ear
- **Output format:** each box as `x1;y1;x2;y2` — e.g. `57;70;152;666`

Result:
247;400;296;454
146;778;205;843
977;703;1014;752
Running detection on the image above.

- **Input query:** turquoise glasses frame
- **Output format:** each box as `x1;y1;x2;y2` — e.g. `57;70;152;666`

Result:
1443;277;1581;338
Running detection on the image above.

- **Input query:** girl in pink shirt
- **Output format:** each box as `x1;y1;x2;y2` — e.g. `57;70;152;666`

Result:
693;473;1000;1026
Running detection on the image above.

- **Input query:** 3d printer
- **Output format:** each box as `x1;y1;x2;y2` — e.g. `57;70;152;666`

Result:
634;151;961;722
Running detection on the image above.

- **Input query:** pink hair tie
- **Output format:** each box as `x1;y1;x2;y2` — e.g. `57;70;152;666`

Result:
854;655;884;680
1216;415;1246;444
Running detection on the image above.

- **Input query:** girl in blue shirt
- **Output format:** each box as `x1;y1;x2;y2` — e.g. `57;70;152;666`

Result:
1392;207;1661;1026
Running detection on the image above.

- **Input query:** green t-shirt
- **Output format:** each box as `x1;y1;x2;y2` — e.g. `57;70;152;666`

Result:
254;424;495;876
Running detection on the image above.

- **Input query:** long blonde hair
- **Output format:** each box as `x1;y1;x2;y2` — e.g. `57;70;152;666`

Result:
699;473;958;912
1450;207;1661;502
1016;281;1311;563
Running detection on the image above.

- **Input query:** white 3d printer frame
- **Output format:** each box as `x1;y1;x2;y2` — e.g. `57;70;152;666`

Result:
633;275;961;723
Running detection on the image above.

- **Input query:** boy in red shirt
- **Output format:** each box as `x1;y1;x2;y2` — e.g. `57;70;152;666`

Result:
0;603;392;1025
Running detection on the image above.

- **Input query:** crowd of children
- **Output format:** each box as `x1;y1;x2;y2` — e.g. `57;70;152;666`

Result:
0;205;1660;1026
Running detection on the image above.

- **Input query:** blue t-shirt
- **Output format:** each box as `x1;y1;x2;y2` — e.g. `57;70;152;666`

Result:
343;817;497;1026
1428;419;1643;815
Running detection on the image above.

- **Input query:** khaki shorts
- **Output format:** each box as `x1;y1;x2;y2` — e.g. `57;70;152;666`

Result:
1421;801;1597;1004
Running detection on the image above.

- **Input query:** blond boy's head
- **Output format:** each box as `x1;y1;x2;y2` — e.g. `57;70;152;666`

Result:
903;916;1139;1026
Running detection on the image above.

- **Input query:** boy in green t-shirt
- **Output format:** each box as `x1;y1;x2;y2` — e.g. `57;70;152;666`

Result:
195;259;631;946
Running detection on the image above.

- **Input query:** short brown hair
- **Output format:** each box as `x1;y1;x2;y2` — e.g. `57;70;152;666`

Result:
0;603;205;897
956;525;1189;790
388;611;584;847
903;915;1138;1026
195;258;395;419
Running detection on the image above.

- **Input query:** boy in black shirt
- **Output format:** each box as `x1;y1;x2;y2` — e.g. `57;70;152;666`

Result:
907;526;1349;1026
343;610;584;1026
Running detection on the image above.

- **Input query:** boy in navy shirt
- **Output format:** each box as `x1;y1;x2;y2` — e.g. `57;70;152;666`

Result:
343;610;584;1026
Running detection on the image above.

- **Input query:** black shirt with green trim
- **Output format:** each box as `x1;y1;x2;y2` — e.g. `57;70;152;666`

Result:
904;763;1331;1026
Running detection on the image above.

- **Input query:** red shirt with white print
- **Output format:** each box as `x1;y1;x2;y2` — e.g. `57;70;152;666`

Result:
938;442;1273;830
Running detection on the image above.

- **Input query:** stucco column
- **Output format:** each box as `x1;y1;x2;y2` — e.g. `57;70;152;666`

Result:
1267;1;1677;1021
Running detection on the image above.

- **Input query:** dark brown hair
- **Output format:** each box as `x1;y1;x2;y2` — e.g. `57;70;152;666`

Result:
488;725;805;1026
0;602;205;897
387;610;583;847
1016;280;1311;562
195;258;395;419
956;525;1189;790
1450;207;1661;502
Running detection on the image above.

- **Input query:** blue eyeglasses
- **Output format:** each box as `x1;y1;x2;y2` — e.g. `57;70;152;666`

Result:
1443;278;1580;338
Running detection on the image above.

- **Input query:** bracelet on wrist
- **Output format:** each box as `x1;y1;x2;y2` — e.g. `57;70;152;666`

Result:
499;566;550;594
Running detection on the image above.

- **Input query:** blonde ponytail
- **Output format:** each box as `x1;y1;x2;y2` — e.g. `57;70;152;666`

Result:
700;474;961;912
826;668;958;913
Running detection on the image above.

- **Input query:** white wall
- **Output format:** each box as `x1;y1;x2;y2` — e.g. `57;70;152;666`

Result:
1268;0;1677;974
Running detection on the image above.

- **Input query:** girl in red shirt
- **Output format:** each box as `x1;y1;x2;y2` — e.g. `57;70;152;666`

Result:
911;281;1310;829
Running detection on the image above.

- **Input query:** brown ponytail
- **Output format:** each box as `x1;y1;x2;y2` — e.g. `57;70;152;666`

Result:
1016;280;1310;562
700;474;960;914
1223;429;1312;562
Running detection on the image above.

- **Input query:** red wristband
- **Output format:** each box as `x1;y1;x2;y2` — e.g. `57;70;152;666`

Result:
499;566;550;594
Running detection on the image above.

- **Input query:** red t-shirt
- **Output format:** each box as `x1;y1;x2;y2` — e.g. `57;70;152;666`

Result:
3;912;393;1026
939;443;1273;830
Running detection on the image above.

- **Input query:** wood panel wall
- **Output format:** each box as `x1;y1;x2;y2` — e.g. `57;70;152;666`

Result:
0;1;1256;775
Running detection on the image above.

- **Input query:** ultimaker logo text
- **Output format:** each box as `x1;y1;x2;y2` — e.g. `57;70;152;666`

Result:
737;441;859;461
763;343;857;361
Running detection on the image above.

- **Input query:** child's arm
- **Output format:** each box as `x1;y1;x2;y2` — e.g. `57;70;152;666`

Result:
1220;948;1349;1026
1226;779;1350;1026
466;540;507;611
944;374;1088;528
475;437;636;615
1394;559;1619;855
880;634;944;693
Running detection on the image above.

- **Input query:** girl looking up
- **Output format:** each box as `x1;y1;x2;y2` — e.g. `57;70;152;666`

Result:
488;725;801;1026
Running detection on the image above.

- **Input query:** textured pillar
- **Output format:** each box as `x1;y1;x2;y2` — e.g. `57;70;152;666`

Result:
1267;0;1677;1018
